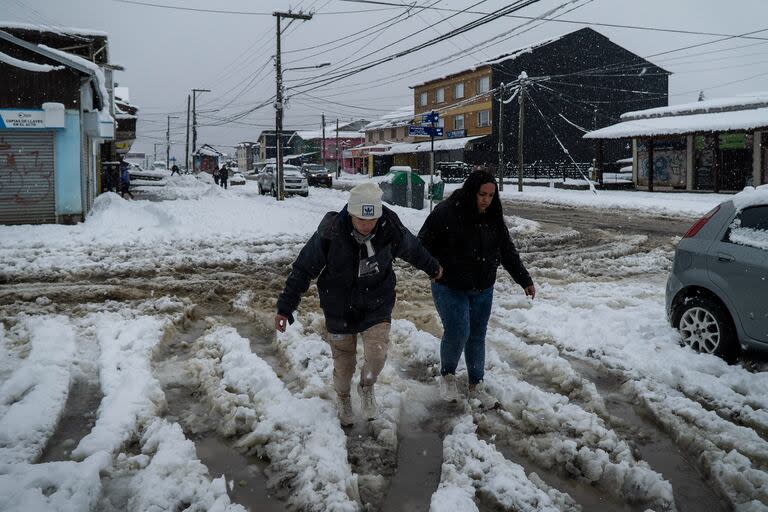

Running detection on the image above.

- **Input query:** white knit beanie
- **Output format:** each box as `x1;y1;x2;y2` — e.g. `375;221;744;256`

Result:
348;182;383;219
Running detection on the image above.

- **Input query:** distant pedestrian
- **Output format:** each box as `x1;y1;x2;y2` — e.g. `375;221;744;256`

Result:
275;182;442;426
171;164;180;176
219;165;229;189
213;166;220;185
120;160;134;199
418;170;535;408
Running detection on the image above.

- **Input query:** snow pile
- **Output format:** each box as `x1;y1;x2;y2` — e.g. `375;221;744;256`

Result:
122;419;246;512
72;312;169;458
0;315;76;464
732;184;768;211
0;452;111;511
193;326;360;511
274;316;334;399
431;416;580;512
497;278;768;508
729;227;768;250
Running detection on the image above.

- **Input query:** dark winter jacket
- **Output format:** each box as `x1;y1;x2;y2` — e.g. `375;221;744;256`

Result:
220;167;228;180
277;205;440;334
418;197;532;292
120;166;130;185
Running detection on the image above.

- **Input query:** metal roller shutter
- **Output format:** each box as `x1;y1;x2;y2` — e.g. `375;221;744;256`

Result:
0;131;56;224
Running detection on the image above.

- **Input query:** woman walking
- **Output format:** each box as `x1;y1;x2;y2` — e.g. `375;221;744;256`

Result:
418;170;535;408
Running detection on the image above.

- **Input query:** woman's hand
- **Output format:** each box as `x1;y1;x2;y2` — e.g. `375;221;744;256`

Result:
275;314;289;333
524;285;536;300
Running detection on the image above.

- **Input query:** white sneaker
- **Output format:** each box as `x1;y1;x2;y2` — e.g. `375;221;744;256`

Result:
468;382;499;410
440;374;458;403
338;395;354;427
358;384;378;421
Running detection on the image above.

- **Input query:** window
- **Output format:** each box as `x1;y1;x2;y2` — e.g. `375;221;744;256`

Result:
454;82;464;99
477;110;490;127
454;114;464;130
390;128;397;139
378;130;384;140
477;75;490;94
420;92;428;106
436;87;445;103
728;206;768;250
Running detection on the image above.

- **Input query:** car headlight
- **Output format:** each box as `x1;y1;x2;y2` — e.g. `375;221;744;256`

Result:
327;173;333;178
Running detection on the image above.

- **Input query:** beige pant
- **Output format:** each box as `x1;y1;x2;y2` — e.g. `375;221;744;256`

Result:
327;322;391;397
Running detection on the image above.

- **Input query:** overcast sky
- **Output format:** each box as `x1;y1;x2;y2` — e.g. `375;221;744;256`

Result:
3;0;768;160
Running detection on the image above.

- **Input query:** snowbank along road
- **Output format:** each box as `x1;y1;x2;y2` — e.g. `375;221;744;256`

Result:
0;176;764;511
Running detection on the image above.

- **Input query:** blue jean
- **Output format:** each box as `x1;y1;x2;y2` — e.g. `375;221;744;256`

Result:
431;282;493;385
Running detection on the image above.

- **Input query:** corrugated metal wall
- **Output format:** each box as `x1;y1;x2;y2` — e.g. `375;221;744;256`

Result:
0;131;56;224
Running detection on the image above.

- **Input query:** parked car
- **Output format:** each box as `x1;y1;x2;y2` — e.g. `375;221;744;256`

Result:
128;163;167;187
302;164;333;188
256;164;309;197
666;188;768;360
229;171;246;186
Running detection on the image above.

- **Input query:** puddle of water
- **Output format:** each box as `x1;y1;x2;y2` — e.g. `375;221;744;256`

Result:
39;378;102;462
565;355;732;512
194;436;284;512
380;430;443;512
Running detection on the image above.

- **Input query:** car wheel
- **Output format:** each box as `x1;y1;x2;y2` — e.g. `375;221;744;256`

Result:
673;295;738;361
300;192;308;197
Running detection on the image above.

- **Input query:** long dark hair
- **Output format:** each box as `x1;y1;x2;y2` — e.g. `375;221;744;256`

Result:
449;170;504;223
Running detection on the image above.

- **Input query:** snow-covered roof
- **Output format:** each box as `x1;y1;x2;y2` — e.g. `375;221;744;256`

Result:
621;92;768;121
0;49;64;72
196;145;224;157
480;33;565;66
39;44;110;114
0;21;108;38
364;106;414;131
585;106;768;140
295;130;363;140
387;135;486;154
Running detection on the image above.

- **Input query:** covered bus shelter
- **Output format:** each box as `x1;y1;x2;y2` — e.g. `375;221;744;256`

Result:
585;94;768;192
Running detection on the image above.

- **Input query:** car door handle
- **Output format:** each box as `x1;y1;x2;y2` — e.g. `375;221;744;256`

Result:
717;253;735;263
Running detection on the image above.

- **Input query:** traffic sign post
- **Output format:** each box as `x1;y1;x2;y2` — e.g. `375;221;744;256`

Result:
407;125;443;137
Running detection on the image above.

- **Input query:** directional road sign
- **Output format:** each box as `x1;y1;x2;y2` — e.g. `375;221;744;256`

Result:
421;111;440;124
408;125;443;137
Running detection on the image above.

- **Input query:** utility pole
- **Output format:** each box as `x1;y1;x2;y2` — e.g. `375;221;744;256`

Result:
191;88;211;171
429;109;436;211
517;72;527;192
185;94;191;173
166;115;179;171
153;142;161;164
321;112;326;167
334;119;340;176
497;82;505;192
274;10;313;201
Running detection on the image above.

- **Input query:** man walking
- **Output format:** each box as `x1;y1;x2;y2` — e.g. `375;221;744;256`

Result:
219;164;228;189
275;182;441;426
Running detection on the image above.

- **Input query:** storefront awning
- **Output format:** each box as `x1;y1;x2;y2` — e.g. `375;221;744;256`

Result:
387;135;486;155
584;107;768;140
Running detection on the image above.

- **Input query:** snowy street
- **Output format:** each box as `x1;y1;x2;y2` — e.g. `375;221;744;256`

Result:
2;176;767;511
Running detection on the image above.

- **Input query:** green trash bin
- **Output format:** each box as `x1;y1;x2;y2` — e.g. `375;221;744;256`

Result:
428;179;445;201
380;167;425;209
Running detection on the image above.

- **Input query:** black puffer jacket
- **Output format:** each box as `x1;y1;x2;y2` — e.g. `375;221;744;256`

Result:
277;205;440;334
418;197;532;292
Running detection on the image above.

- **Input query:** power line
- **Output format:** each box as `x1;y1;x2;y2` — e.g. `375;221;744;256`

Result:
112;0;399;15
340;0;768;41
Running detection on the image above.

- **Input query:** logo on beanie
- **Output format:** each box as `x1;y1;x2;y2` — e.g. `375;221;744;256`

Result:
361;204;375;217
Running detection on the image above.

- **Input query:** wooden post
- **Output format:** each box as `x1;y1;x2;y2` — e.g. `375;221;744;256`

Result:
713;134;721;193
647;138;654;192
517;74;527;192
497;83;504;191
596;139;604;187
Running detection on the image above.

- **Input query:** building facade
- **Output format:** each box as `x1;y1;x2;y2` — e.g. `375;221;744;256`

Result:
0;24;118;224
409;28;669;179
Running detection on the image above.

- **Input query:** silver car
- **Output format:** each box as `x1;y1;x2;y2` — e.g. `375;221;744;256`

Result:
666;195;768;360
256;164;309;197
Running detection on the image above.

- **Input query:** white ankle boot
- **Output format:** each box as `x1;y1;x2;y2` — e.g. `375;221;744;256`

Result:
468;382;498;410
440;374;458;403
358;384;378;421
337;395;354;427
